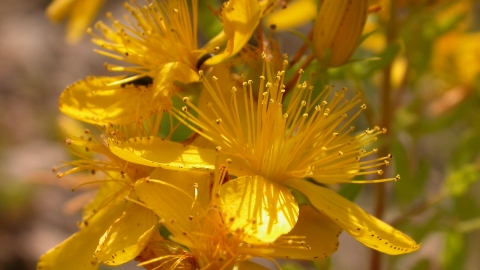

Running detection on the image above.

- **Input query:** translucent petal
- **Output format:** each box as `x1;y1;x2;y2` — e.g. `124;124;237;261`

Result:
108;136;254;176
37;200;129;270
285;179;421;254
94;204;158;265
264;0;317;30
59;76;155;126
206;0;261;65
270;206;341;260
134;168;211;241
82;176;129;222
220;175;299;243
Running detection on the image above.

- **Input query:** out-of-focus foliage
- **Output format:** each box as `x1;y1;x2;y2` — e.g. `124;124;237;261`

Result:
331;0;480;269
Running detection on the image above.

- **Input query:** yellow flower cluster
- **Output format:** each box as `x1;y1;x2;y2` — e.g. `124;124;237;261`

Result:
40;0;420;269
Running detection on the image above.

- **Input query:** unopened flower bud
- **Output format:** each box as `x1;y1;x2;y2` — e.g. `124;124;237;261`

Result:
312;0;368;67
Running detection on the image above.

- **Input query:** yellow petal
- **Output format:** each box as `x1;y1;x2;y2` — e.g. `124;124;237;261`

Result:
201;31;228;54
270;206;341;260
108;136;254;176
81;176;129;222
66;0;105;43
206;0;261;65
264;0;317;31
37;200;129;270
285;179;421;255
59;76;155;126
220;175;299;243
134;169;211;242
94;204;158;265
153;62;200;110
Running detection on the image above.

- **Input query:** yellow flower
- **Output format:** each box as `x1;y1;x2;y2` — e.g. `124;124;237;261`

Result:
59;0;262;127
171;54;420;254
107;139;345;261
135;167;256;269
312;0;369;67
129;160;342;268
46;0;105;43
38;129;159;269
107;54;420;255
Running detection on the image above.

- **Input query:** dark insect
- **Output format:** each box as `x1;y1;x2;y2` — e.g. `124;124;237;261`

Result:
196;53;215;70
121;75;154;88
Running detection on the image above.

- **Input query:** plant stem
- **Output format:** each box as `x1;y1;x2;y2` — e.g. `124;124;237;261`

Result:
370;2;398;270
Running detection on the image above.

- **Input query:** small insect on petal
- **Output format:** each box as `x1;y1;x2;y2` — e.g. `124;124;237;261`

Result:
120;75;154;88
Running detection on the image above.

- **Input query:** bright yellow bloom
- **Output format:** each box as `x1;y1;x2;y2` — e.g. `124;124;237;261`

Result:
59;0;262;127
312;0;369;67
128;161;342;268
108;54;420;255
38;130;158;269
204;0;261;65
135;167;258;269
172;54;420;254
46;0;105;43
